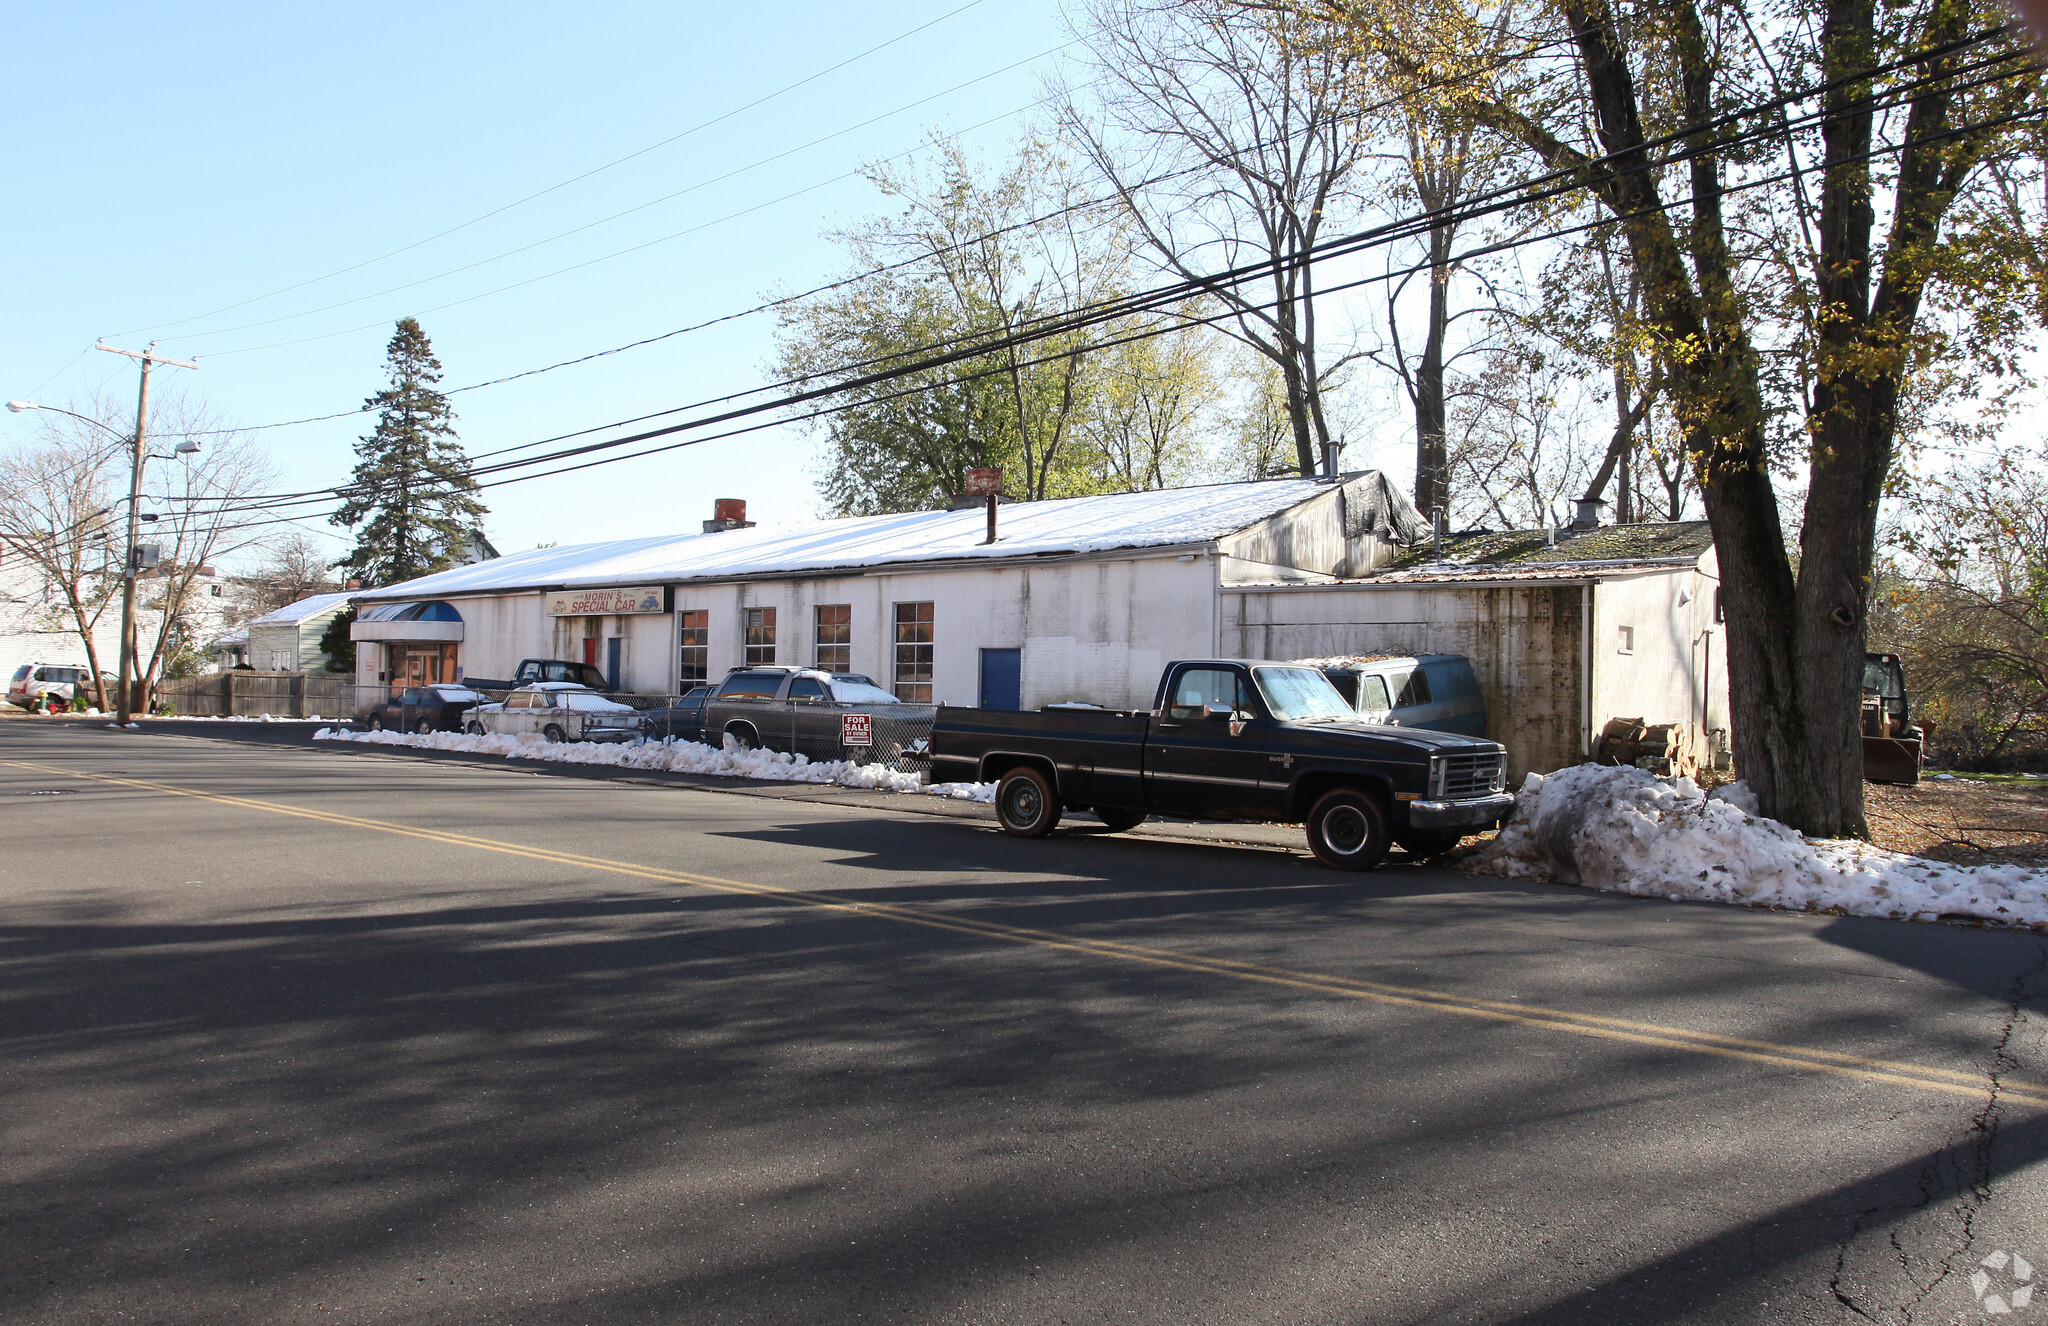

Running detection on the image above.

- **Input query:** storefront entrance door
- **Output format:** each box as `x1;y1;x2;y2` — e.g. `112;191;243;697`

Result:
389;644;459;697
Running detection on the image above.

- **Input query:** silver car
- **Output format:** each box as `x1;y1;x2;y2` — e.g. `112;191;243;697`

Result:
464;682;645;744
701;667;936;763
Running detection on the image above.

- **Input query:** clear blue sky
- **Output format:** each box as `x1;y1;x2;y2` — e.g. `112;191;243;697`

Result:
3;1;1075;564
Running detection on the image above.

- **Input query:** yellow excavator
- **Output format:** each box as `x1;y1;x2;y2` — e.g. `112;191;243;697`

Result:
1862;653;1925;784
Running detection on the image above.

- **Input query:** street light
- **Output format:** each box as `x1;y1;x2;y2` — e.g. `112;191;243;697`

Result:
10;345;200;723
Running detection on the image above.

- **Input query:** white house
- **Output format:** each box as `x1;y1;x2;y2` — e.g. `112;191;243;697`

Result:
243;591;355;673
346;477;1728;778
1;533;228;689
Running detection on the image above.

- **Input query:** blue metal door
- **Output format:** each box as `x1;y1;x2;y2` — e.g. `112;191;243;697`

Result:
606;637;622;693
979;648;1022;710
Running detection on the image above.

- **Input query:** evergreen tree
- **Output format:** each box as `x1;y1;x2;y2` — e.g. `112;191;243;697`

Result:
332;318;487;586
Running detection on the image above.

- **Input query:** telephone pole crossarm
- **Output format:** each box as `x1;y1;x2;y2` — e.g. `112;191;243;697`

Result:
95;340;197;724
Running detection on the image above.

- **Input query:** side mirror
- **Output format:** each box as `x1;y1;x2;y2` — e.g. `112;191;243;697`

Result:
1202;703;1236;722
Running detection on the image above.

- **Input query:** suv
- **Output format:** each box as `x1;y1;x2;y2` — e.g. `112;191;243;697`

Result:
701;666;934;761
1308;654;1488;737
8;663;113;713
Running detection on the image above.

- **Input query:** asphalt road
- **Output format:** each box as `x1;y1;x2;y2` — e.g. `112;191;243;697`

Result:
3;720;2045;1326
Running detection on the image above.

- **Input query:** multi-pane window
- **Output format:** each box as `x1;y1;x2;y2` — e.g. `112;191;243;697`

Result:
814;604;851;672
744;606;777;665
893;601;934;702
677;609;708;684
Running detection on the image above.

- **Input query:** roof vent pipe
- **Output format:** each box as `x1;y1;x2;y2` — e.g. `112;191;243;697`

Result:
964;467;1004;544
703;498;756;534
1431;506;1444;560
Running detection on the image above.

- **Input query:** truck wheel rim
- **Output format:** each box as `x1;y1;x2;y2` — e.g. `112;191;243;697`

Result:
1323;805;1369;855
1005;780;1042;825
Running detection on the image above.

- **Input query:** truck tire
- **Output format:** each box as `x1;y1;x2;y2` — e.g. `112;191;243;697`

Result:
725;723;758;751
414;718;434;735
367;716;384;732
1396;829;1465;860
1306;787;1391;870
1092;806;1147;833
543;723;567;743
996;767;1062;838
465;721;485;736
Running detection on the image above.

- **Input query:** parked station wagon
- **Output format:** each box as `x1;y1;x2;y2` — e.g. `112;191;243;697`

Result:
702;666;936;762
464;682;644;744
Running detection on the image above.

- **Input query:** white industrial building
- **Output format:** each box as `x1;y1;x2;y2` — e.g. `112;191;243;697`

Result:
348;476;1728;777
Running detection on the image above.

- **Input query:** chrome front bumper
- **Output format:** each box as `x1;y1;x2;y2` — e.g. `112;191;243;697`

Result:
1406;792;1516;829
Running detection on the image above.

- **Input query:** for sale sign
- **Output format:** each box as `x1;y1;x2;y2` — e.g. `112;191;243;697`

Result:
841;713;873;747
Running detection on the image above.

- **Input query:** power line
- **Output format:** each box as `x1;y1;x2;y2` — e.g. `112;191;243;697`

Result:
172;22;1603;434
173;25;2042;526
110;0;996;339
191;44;2043;531
171;39;1083;346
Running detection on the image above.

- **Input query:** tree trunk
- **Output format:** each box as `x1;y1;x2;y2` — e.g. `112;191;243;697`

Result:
1413;225;1452;515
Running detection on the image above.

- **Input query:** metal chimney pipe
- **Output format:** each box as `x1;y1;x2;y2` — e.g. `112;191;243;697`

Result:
965;467;1004;544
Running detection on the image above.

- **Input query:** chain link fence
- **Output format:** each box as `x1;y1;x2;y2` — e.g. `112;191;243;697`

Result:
266;680;940;773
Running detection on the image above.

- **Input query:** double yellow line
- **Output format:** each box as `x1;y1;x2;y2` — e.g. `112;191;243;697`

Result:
11;757;2045;1110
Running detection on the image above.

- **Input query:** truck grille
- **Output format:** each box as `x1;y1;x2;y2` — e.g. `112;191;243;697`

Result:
1440;752;1506;799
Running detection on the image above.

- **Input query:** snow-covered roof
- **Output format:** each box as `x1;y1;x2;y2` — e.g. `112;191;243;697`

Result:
356;478;1348;600
248;591;354;626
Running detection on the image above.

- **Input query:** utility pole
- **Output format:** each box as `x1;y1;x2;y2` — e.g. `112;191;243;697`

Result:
96;340;197;725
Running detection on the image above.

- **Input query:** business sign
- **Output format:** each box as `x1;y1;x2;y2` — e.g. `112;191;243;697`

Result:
546;586;665;616
840;713;873;747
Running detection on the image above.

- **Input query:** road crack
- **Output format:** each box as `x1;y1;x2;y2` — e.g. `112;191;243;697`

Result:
1832;938;2048;1322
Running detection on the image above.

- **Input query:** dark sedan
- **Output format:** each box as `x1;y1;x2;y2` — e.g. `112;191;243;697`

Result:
360;684;485;734
640;685;713;743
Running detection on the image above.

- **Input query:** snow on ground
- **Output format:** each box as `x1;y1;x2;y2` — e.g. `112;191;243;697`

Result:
157;714;333;723
1470;763;2048;927
313;727;997;802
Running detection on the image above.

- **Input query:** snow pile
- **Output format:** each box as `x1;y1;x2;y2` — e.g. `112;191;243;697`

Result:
1470;763;2048;926
312;727;996;802
160;714;330;723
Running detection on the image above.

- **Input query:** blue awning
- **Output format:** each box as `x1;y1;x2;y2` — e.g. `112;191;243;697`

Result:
358;600;462;623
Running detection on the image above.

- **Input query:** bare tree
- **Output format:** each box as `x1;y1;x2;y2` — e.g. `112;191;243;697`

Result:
248;533;340;617
0;405;126;707
133;410;278;695
1058;0;1370;478
1446;343;1595;528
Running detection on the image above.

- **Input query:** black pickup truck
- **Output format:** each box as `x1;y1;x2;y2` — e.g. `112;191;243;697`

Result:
461;658;610;693
929;659;1514;870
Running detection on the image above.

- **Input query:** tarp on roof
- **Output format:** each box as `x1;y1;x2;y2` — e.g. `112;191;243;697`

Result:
1339;471;1431;544
354;478;1367;600
247;591;353;626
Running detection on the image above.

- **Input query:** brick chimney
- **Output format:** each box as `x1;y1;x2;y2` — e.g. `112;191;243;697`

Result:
703;498;756;534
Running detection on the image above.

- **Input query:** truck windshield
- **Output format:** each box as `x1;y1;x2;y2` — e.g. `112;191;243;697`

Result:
1254;667;1355;721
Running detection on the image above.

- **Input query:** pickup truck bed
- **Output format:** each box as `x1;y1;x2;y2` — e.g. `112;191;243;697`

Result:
930;659;1513;870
